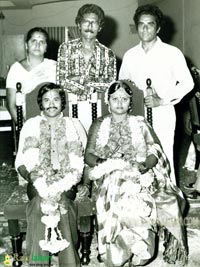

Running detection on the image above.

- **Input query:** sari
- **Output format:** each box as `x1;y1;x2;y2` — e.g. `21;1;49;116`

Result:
85;115;188;266
6;59;56;119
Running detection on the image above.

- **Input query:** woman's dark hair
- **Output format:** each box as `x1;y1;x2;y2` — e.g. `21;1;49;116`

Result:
75;4;105;28
108;80;133;113
26;27;49;44
37;82;66;111
134;4;163;30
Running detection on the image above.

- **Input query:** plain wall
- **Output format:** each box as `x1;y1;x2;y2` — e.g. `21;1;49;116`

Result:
138;0;183;49
184;0;200;68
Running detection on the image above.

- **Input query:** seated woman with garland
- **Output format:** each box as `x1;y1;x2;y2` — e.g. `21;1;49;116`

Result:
84;80;188;267
15;83;87;267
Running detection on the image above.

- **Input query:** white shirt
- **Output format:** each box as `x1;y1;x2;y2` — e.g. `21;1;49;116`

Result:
119;37;194;105
119;37;194;184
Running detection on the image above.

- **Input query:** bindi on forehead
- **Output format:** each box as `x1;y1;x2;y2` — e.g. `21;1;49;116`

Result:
31;32;46;39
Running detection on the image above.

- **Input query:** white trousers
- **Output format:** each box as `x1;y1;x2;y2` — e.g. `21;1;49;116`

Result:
146;105;176;184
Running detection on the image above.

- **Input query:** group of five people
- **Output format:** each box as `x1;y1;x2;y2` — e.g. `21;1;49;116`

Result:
6;3;194;267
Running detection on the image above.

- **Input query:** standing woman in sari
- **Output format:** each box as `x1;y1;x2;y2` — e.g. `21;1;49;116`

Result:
6;27;56;122
85;80;188;266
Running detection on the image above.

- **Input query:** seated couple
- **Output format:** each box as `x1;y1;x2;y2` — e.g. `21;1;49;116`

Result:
15;81;187;267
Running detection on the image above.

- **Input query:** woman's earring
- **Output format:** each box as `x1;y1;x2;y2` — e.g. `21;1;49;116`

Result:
108;105;111;113
128;103;133;113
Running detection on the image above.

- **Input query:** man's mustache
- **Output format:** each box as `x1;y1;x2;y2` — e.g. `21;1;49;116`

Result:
85;30;94;33
45;107;58;110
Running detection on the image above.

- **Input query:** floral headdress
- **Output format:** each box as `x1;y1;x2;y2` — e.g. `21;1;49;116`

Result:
104;79;136;105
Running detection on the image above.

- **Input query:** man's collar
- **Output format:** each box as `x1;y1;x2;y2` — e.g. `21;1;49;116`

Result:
78;38;100;48
139;36;162;51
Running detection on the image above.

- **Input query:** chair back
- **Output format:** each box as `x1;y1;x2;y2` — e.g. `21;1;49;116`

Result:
131;85;144;116
23;83;144;123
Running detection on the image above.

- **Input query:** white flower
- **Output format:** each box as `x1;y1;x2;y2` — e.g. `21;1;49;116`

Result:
34;177;49;199
131;240;151;259
140;202;152;217
39;239;69;254
60;204;68;215
39;226;70;254
41;215;60;228
120;180;141;195
96;117;110;147
23;148;39;172
41;201;59;214
90;159;129;180
140;171;154;188
69;153;84;171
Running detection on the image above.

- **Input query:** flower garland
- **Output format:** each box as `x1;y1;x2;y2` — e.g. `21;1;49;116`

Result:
90;158;154;190
90;116;155;189
22;116;84;254
96;117;110;147
96;116;148;162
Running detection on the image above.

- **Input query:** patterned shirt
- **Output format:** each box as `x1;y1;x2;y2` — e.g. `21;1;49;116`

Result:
56;38;117;99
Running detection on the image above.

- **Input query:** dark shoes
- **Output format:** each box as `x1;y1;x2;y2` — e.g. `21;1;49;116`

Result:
97;254;104;263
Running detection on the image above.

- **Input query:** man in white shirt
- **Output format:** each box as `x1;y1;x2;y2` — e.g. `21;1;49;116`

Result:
119;4;194;184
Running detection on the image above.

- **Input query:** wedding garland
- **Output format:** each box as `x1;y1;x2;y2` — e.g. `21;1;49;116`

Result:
22;117;84;254
90;158;154;189
90;116;155;189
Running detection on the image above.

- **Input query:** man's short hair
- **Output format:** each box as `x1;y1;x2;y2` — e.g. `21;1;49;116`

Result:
133;4;163;30
37;82;66;111
75;4;105;28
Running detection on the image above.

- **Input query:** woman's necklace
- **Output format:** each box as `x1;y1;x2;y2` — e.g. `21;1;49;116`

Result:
111;114;128;124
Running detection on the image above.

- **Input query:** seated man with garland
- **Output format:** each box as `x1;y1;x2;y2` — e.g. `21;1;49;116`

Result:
15;82;87;267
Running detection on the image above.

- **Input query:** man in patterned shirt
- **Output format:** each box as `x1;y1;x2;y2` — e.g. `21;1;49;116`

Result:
57;3;117;131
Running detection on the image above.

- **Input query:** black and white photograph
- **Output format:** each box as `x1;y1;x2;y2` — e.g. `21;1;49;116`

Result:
0;0;200;266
